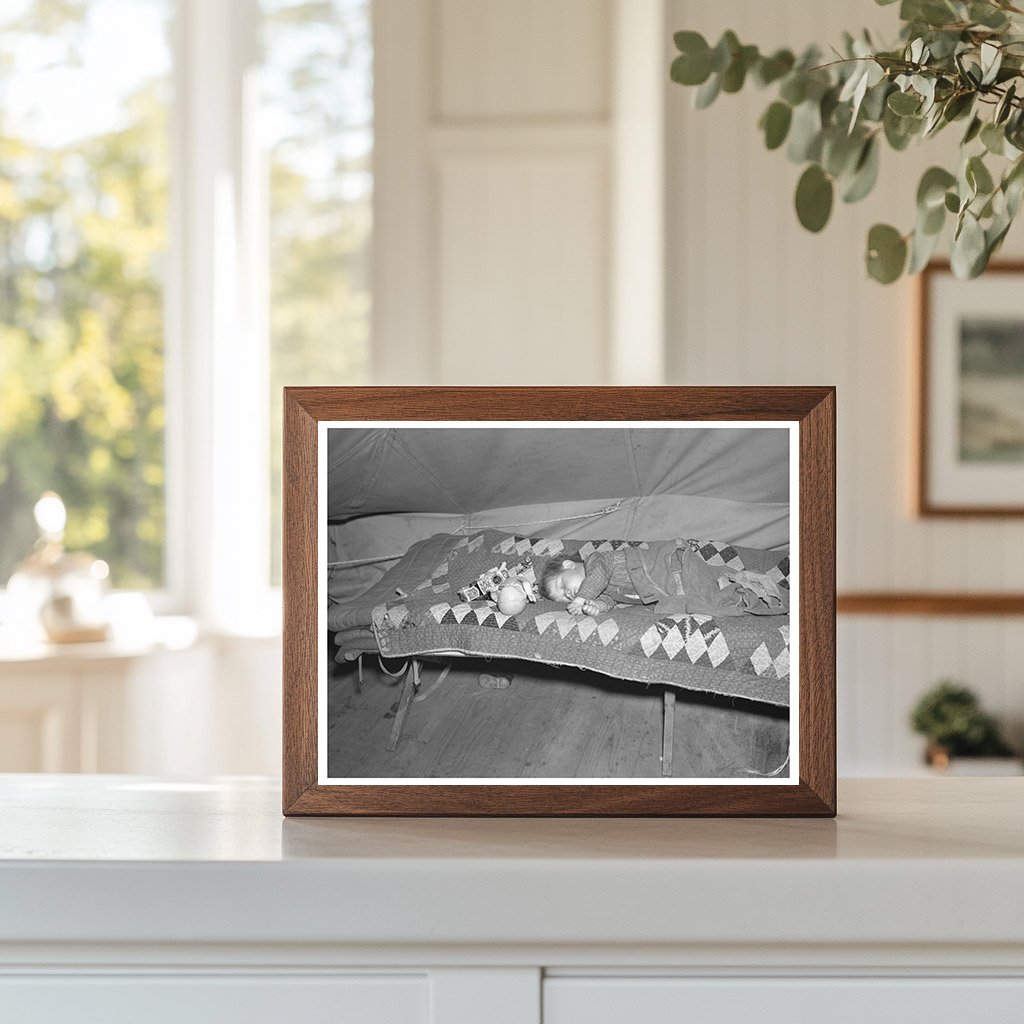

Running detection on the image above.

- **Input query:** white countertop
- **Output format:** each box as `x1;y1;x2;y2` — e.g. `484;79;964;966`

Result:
1;775;1022;950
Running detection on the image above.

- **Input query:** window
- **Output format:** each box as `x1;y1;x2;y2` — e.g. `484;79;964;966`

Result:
0;0;173;589
261;0;373;581
0;0;373;617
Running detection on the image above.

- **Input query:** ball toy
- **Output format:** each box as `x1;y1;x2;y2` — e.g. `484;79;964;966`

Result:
496;582;529;616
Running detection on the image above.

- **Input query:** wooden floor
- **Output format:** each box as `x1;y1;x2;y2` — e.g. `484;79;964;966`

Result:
326;653;789;780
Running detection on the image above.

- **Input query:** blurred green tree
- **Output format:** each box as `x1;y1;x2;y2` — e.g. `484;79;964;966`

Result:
0;0;170;588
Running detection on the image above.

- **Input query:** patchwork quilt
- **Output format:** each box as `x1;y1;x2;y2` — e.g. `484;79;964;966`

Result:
329;530;791;706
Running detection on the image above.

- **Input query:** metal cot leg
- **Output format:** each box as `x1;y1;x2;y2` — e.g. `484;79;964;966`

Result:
662;688;675;777
386;659;420;753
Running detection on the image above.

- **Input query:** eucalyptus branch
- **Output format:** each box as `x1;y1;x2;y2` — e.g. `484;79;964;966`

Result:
670;0;1024;283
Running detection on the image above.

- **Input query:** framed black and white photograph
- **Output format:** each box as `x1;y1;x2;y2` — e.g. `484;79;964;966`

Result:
283;387;835;816
918;262;1024;517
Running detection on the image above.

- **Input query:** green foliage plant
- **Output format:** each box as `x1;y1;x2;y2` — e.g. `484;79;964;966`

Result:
909;679;1015;757
671;0;1024;283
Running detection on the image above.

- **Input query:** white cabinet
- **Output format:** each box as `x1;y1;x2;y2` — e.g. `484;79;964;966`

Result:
0;643;210;773
544;977;1024;1024
6;972;1024;1024
1;975;428;1024
2;777;1022;1024
0;671;85;771
0;628;281;775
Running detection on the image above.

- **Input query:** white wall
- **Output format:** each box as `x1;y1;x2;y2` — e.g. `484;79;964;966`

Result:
373;0;665;386
665;0;1024;772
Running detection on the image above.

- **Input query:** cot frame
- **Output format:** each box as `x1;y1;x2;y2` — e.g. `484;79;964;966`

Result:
363;651;683;778
283;386;836;816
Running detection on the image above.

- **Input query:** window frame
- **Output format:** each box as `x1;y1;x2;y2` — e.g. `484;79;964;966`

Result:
167;0;279;633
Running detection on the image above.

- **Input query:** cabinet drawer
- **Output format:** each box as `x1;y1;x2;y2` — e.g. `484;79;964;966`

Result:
544;977;1024;1024
0;973;428;1024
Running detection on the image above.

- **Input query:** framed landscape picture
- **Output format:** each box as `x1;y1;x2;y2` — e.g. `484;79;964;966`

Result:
918;262;1024;516
282;387;836;816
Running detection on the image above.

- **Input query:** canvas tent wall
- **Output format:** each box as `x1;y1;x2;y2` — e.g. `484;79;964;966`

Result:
326;426;790;607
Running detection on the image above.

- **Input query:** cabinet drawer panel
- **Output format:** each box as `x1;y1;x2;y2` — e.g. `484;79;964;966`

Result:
0;974;427;1024
545;977;1024;1023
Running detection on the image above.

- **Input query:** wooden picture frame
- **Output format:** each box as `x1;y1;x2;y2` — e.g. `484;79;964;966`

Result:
283;387;836;816
917;260;1024;517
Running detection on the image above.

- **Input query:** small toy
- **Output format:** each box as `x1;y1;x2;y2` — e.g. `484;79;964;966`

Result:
494;577;537;615
457;556;534;604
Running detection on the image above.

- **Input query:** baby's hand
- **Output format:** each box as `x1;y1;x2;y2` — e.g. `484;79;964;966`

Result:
566;597;586;615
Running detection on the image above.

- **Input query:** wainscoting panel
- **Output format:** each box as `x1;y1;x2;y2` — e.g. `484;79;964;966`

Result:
436;149;609;385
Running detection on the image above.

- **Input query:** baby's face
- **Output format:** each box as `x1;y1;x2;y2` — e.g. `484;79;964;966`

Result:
546;562;586;602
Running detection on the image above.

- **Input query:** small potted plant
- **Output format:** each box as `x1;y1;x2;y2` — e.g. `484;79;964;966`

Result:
910;680;1020;773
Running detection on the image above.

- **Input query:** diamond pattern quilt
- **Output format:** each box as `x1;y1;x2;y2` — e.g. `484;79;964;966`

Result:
330;529;791;706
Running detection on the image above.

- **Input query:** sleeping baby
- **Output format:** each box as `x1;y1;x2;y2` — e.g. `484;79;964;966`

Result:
539;540;787;618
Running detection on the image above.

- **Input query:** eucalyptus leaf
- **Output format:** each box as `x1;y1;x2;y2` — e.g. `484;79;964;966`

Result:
981;121;1005;155
980;42;1002;86
927;30;962;60
839;64;867;107
987;210;1014;258
942;92;974;122
908;221;942;273
962;58;984;89
866;223;908;283
694;73;721;109
967;154;995;195
795;164;834;232
977;192;996;220
996;82;1017;124
754;49;795;87
922;103;946;137
962;115;983;145
671;54;704;87
903;0;958;28
787;101;824;162
1003;158;1024;216
1006;172;1024;218
779;74;807;106
710;31;740;73
842;137;880;203
917;166;957;210
861;79;892;122
721;44;759;93
913;75;937;111
822;128;863;178
884;106;922;150
920;200;946;235
951;212;986;278
970;2;1009;29
801;68;833;103
888;90;921;115
760;101;793;150
674;29;707;53
840;63;873;130
820;85;841;126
